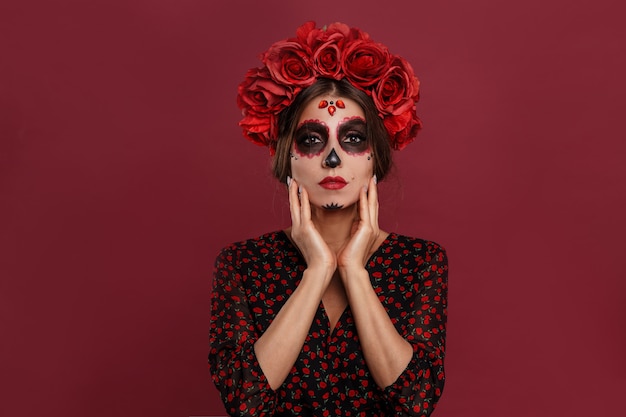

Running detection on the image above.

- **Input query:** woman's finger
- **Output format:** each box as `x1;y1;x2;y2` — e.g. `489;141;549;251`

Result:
368;175;379;229
358;184;370;226
288;176;301;226
299;185;311;223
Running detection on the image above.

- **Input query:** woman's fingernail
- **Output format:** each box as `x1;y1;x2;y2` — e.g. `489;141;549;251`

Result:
298;185;302;194
287;175;292;187
373;174;377;184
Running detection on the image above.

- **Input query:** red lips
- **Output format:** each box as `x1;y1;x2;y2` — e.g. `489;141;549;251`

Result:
319;176;347;190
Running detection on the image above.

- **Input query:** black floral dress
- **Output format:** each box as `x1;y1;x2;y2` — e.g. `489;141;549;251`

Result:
209;231;448;417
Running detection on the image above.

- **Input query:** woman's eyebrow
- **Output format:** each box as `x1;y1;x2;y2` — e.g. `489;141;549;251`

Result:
337;116;366;137
295;120;329;136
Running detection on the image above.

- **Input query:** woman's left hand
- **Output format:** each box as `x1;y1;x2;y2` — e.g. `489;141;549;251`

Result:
337;175;380;272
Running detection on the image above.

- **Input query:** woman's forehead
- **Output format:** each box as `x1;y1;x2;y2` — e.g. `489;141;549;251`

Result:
298;96;365;122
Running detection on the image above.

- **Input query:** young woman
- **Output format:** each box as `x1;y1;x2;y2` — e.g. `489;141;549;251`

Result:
209;22;448;416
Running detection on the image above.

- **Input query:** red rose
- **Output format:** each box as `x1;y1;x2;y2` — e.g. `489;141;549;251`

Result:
239;110;281;155
237;67;297;152
324;22;351;38
262;39;316;87
297;21;328;50
312;32;346;79
372;56;420;116
342;39;390;88
344;24;370;42
295;21;317;45
239;110;272;146
237;67;295;114
298;21;351;50
383;108;422;150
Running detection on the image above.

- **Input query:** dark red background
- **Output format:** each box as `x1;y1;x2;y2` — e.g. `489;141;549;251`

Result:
1;1;625;416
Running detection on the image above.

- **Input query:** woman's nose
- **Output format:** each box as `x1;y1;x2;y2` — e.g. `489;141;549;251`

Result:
323;148;341;168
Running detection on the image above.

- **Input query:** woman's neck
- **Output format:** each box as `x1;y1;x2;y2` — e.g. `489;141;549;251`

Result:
309;204;358;253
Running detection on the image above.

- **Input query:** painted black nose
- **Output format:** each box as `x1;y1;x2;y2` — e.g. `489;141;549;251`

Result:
324;148;341;168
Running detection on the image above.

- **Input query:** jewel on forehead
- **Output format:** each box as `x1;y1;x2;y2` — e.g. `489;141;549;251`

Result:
318;99;344;116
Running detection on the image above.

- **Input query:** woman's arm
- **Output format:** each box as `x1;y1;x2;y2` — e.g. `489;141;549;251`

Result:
209;247;277;416
336;176;411;387
343;243;448;416
254;178;336;389
341;267;415;387
338;178;448;415
253;266;331;389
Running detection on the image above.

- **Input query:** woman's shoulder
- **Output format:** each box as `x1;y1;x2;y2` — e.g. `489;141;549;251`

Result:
381;233;448;283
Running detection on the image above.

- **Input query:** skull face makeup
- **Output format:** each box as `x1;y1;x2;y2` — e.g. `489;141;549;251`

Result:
290;96;374;210
324;149;341;168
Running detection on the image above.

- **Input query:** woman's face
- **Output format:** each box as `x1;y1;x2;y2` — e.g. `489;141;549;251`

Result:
290;95;374;210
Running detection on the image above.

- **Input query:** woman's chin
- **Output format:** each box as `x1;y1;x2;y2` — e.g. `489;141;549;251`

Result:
310;199;359;212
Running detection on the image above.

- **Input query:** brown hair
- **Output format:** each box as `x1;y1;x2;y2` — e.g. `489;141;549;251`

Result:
272;78;392;183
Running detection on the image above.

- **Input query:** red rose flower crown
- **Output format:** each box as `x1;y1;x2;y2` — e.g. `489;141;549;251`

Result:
237;21;422;154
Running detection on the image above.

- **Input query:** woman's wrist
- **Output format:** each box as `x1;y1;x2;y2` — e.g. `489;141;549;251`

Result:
337;266;370;288
301;266;335;288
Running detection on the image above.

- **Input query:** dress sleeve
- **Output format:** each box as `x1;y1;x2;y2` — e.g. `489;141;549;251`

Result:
208;246;277;416
383;241;448;417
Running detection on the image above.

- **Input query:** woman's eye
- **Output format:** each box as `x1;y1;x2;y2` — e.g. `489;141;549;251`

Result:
303;135;323;145
295;131;326;155
339;130;369;154
343;133;366;144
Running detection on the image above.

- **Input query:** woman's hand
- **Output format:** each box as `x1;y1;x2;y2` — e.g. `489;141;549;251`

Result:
335;176;413;388
287;177;336;281
337;175;380;273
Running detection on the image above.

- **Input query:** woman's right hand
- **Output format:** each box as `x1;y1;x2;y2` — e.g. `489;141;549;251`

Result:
287;177;336;282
